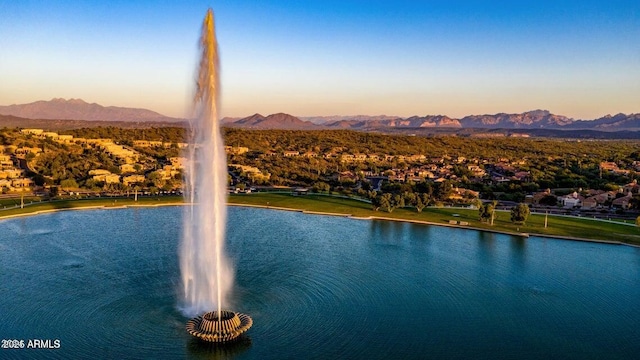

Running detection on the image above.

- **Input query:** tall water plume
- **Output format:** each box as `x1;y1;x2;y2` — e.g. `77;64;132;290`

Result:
180;9;233;317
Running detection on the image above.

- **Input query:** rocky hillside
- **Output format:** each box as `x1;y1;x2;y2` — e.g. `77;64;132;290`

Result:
459;110;574;128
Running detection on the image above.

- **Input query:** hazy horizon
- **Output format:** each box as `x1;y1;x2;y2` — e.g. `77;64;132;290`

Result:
1;0;638;120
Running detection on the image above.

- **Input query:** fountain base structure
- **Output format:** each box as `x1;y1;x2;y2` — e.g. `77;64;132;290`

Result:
186;310;253;343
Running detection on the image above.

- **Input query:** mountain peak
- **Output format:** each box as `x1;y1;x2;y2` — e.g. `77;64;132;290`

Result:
0;98;180;122
50;98;87;104
524;109;550;116
230;112;315;129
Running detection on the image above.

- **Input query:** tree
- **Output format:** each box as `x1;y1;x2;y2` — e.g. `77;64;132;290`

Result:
635;215;640;227
33;174;47;186
60;178;79;189
479;201;497;225
162;180;175;191
414;195;425;212
380;193;394;213
393;194;405;209
434;180;453;201
312;181;330;193
371;194;382;211
510;203;530;225
420;193;430;208
147;172;163;187
404;192;416;208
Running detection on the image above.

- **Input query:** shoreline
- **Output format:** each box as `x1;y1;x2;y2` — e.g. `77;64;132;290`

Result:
1;199;638;248
229;203;637;248
0;202;188;221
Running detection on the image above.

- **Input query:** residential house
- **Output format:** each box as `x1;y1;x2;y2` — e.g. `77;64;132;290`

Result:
512;171;530;182
449;187;480;200
229;164;270;181
337;171;358;182
560;192;583;208
14;147;41;157
612;195;632;209
56;134;74;143
122;175;146;186
0;179;12;190
89;169;111;176
0;155;13;168
599;162;619;172
156;165;180;181
0;169;25;179
467;165;486;177
93;174;120;184
11;178;34;190
20;128;44;135
407;154;426;162
529;189;555;205
43;132;60;139
623;180;639;194
581;197;599;210
119;164;137;174
133;140;151;147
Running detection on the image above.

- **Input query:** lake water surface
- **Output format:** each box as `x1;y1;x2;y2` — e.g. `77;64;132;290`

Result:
1;206;639;359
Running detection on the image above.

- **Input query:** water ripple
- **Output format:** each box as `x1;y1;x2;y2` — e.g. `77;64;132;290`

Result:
0;207;639;359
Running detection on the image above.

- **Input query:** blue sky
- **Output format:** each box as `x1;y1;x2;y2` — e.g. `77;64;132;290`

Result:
0;0;638;119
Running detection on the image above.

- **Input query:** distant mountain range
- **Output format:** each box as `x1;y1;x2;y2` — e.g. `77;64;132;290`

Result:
0;98;182;123
2;99;639;133
225;110;640;132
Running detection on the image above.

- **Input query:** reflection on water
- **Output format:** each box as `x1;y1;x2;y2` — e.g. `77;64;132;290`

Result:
369;220;416;249
0;207;639;359
509;236;527;271
186;336;251;360
477;231;496;263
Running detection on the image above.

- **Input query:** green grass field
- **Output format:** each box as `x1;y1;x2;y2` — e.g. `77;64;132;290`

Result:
229;193;640;246
0;195;184;218
0;192;637;246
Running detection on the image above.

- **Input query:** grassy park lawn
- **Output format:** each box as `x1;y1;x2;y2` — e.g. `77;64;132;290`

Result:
229;193;640;246
0;192;637;246
0;195;184;218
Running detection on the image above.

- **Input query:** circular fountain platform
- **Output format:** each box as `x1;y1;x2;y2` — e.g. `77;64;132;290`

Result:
186;310;253;343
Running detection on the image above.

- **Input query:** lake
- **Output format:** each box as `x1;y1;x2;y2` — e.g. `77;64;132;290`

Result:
1;206;639;359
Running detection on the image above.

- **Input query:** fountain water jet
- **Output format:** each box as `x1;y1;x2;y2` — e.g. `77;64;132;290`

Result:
180;8;252;342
